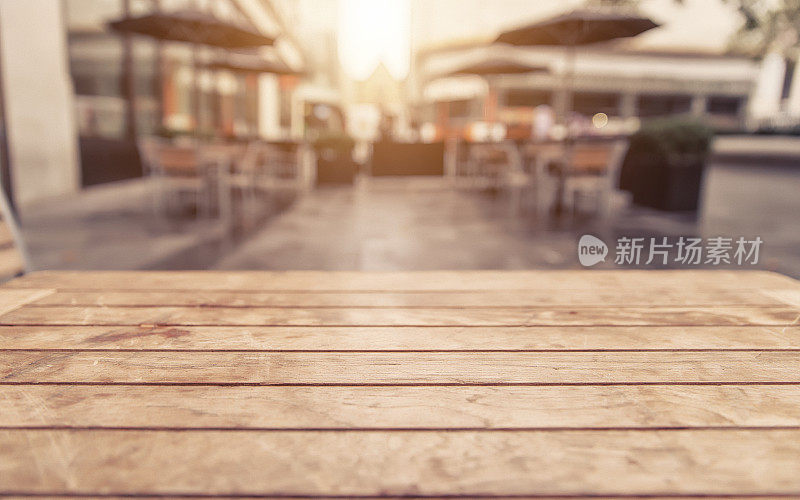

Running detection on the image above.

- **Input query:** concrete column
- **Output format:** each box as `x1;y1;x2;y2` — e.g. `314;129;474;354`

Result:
748;52;785;120
690;94;708;116
551;87;567;121
258;74;281;140
619;92;638;118
787;55;800;118
0;0;80;207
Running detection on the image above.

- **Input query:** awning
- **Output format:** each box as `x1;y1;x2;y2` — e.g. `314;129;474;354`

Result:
495;8;659;47
108;10;275;48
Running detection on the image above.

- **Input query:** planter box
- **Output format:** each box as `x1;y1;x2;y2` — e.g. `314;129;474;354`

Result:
622;157;706;211
371;141;444;176
618;119;713;212
316;153;356;185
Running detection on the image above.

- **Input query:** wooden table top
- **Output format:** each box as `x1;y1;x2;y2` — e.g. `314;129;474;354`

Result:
1;270;800;498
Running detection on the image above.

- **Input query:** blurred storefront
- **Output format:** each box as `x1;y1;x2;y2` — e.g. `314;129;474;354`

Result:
65;0;307;186
414;42;761;141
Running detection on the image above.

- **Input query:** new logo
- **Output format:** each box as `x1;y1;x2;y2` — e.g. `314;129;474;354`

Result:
578;234;608;267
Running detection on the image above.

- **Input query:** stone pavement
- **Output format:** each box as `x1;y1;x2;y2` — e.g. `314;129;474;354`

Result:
19;162;800;278
215;164;800;278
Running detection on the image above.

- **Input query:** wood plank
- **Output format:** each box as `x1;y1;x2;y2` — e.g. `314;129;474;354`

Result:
1;325;799;350
2;305;797;326
0;289;53;316
2;351;799;384
2;429;799;495
29;288;791;307
5;269;798;291
3;385;800;429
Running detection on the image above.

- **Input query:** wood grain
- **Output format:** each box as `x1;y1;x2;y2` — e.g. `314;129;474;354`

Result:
2;305;797;326
1;325;799;350
2;270;799;497
0;289;53;316
29;288;789;307
6;269;797;291
2;429;799;496
2;351;799;384
3;385;800;429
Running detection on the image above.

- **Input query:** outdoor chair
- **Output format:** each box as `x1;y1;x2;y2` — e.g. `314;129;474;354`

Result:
467;142;524;187
560;139;629;217
466;142;529;213
0;188;30;281
251;143;304;204
521;142;564;217
138;137;217;220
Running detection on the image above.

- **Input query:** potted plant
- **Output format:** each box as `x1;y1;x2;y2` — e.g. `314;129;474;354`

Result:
619;118;714;211
313;131;357;184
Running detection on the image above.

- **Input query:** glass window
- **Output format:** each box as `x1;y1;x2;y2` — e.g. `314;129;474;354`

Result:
707;95;743;116
504;89;551;108
637;94;691;117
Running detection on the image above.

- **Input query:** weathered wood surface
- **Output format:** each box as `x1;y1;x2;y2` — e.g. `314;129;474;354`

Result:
3;350;800;384
29;288;791;307
2;305;797;326
3;430;800;496
6;269;798;290
2;325;798;350
3;385;800;429
0;270;799;498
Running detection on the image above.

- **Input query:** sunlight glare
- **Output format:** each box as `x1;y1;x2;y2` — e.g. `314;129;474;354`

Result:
338;0;410;80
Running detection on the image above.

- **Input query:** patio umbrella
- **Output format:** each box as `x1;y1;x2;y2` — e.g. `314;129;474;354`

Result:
108;10;274;49
495;8;660;123
205;58;303;76
441;59;549;126
495;8;659;214
444;59;548;77
495;8;659;47
109;9;275;138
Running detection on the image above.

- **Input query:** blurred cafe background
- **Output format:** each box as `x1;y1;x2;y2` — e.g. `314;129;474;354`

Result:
0;0;797;276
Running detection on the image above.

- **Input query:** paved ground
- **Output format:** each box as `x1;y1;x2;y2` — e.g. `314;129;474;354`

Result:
20;179;231;271
216;164;800;278
20;162;800;279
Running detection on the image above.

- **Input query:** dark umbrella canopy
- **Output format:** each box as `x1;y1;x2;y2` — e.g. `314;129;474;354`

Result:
445;59;548;77
206;58;303;76
109;10;275;48
495;8;659;46
206;60;302;75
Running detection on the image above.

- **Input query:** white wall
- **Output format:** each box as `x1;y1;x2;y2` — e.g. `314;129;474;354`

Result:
748;53;786;120
0;0;80;206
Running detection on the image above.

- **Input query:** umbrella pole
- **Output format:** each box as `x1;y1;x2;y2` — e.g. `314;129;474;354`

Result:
553;44;576;216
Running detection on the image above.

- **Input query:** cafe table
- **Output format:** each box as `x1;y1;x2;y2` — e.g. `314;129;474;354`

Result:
1;270;799;497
